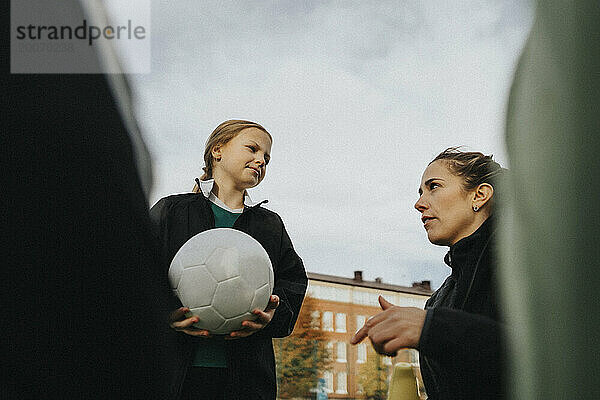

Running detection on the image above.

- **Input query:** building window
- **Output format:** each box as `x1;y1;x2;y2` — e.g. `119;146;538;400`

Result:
322;311;333;332
310;310;320;330
336;372;348;394
323;371;333;393
326;341;334;361
336;342;347;363
356;315;366;331
335;313;346;332
357;343;367;364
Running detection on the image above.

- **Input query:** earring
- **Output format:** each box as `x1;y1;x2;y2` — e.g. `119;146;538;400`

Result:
473;205;479;212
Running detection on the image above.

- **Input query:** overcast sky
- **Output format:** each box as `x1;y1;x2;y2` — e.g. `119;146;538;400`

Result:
109;0;534;290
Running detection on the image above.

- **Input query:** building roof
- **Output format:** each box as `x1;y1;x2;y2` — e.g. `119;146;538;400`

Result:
307;271;433;296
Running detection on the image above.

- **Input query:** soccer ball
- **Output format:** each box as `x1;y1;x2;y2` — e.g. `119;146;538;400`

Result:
168;228;274;334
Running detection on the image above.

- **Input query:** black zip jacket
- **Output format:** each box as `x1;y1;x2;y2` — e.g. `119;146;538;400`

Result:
150;193;308;400
418;217;505;399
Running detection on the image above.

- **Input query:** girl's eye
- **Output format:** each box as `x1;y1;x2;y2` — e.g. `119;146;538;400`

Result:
429;182;440;190
247;146;256;152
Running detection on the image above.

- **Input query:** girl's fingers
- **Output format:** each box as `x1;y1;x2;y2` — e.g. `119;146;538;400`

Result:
265;295;279;310
241;319;263;330
169;307;190;323
182;328;211;337
225;300;280;339
252;309;271;323
171;316;198;329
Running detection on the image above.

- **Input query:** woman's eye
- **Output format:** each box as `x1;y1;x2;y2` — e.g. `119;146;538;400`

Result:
247;146;256;152
429;182;440;190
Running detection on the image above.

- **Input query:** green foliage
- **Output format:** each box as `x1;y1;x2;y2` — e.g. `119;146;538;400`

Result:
274;297;332;399
359;352;391;400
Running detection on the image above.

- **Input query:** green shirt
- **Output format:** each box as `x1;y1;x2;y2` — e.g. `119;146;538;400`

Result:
191;201;242;367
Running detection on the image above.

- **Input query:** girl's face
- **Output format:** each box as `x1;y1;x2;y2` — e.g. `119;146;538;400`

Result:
212;128;272;191
414;160;479;246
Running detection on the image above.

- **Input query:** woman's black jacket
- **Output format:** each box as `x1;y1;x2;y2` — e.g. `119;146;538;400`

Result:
418;217;505;399
150;193;308;400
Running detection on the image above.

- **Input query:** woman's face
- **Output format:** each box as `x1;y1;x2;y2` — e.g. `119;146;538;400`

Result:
212;127;272;190
414;160;479;246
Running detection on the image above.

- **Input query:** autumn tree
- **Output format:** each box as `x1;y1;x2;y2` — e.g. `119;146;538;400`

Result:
274;296;332;399
358;350;391;400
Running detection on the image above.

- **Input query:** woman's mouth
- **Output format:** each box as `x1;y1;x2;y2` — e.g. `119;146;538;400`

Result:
422;216;436;226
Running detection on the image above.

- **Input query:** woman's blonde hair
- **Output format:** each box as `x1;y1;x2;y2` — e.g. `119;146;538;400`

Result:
192;120;271;193
431;147;505;191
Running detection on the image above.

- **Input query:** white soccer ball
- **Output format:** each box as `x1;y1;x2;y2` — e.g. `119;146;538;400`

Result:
168;228;274;334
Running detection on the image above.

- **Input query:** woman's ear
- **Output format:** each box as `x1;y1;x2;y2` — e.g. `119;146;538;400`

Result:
473;183;494;209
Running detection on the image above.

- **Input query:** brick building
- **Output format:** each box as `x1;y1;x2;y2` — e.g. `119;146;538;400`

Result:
298;271;432;399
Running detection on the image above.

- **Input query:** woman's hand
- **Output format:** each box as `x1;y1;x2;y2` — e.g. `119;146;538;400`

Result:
169;307;212;338
227;295;280;339
350;296;426;356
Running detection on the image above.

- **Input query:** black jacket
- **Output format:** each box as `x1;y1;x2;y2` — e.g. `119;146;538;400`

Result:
418;217;505;399
150;193;308;400
4;31;179;400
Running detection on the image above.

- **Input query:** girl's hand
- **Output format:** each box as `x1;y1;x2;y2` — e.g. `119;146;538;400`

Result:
350;296;426;356
227;295;279;339
169;307;212;338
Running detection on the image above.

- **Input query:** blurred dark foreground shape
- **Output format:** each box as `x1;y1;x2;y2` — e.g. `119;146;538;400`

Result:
500;0;600;399
2;0;181;398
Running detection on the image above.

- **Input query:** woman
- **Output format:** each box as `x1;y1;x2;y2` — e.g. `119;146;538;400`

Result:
352;148;505;399
150;120;307;400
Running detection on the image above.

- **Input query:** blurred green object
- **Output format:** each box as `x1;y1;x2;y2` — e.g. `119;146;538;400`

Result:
500;1;600;399
386;363;420;400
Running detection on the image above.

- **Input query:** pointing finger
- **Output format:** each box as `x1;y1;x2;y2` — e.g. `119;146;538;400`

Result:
351;325;369;345
378;296;395;310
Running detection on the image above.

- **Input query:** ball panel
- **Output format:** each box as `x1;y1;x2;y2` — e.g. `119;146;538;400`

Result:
239;254;272;292
213;312;255;334
168;258;184;290
172;241;211;271
250;283;272;312
205;247;240;282
178;266;218;308
190;306;226;331
212;277;254;318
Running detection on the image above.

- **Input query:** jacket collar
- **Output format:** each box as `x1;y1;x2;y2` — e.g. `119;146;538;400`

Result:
196;178;267;208
444;216;496;273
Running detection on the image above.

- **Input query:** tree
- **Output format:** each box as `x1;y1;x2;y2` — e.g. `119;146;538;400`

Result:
358;350;391;400
274;296;332;399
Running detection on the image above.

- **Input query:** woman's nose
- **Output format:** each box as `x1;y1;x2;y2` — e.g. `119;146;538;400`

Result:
414;196;426;212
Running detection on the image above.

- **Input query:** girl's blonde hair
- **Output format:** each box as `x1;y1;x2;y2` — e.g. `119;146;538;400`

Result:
192;120;272;193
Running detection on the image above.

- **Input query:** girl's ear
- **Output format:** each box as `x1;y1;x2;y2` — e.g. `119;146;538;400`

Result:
473;183;494;209
211;145;222;161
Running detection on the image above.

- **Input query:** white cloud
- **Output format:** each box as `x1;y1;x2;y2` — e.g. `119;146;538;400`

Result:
111;0;534;289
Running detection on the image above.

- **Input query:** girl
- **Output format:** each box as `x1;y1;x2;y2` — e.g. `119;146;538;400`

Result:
151;120;307;400
351;148;505;399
